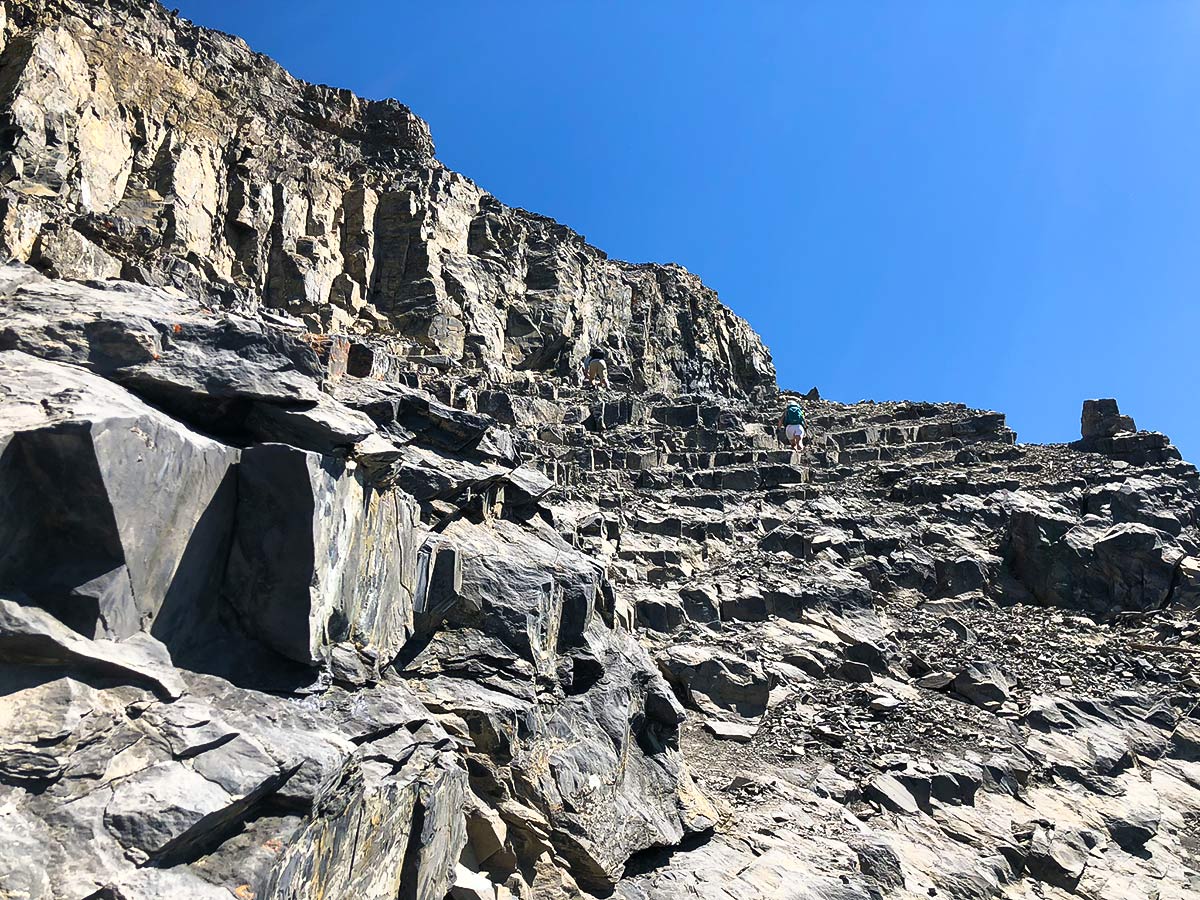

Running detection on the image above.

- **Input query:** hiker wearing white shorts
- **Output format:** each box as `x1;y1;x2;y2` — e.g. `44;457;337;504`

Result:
583;348;610;388
778;401;806;451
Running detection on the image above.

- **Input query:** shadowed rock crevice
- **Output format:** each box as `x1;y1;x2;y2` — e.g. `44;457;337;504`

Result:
621;830;715;880
0;423;129;637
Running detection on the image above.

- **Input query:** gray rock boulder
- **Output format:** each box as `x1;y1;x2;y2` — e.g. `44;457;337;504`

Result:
1081;398;1136;438
0;350;239;645
951;661;1010;710
0;596;184;699
223;443;423;668
0;267;328;424
1004;490;1189;616
660;644;771;719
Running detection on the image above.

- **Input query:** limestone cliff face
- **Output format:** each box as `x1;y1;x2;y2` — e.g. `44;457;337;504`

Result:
0;0;775;399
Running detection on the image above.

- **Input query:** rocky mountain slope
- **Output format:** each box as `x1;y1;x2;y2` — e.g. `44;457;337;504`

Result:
0;0;772;400
0;3;1197;900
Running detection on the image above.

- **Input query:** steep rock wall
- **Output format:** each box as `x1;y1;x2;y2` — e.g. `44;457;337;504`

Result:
0;0;775;400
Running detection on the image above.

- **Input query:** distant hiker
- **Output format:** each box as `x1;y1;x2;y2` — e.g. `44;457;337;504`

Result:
583;348;609;389
778;401;805;451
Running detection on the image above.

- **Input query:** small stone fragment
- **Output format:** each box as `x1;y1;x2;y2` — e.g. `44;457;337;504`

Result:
703;720;757;743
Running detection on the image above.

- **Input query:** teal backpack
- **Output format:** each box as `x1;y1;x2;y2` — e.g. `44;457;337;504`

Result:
785;403;804;426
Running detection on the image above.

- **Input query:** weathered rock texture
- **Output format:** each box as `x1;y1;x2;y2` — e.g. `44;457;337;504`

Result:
0;0;773;400
1;4;1200;900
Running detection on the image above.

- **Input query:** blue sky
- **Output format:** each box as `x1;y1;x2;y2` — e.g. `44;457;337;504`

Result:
175;1;1199;460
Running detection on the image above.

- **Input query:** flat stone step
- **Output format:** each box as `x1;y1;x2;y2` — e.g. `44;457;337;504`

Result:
663;449;798;470
569;446;802;473
640;427;778;453
618;541;686;566
626;512;736;542
698;463;809;492
670;492;727;511
888;476;1022;502
649;403;730;428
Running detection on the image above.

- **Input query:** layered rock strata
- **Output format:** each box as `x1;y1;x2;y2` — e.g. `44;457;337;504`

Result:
0;0;773;400
0;4;1198;900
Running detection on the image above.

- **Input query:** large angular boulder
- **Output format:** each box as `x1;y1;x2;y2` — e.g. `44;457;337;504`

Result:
335;379;513;459
1004;491;1187;615
261;748;468;900
0;267;327;424
406;623;715;895
659;644;771;719
223;443;424;668
1088;523;1184;611
432;517;610;665
0;350;239;645
951;660;1010;710
0;596;184;699
401;517;715;894
1080;398;1135;438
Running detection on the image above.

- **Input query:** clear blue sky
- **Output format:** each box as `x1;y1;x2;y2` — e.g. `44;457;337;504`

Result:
175;1;1199;461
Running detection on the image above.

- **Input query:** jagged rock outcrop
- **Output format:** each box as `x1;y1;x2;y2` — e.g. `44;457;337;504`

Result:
1;3;1199;900
0;268;714;899
0;0;773;400
1072;397;1179;465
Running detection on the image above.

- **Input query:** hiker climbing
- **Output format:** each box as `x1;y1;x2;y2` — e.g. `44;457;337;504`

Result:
778;399;805;451
583;347;610;389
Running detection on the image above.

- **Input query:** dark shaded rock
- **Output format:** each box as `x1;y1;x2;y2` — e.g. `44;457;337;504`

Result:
660;645;771;718
636;592;687;634
852;837;904;890
930;765;982;806
223;443;422;667
837;661;875;684
0;351;239;646
0;596;183;699
935;555;996;597
1005;491;1186;616
1106;810;1159;850
679;584;722;624
1081;398;1135;438
243;394;377;454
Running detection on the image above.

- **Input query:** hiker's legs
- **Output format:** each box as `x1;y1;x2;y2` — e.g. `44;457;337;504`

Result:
586;360;607;388
785;424;804;451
